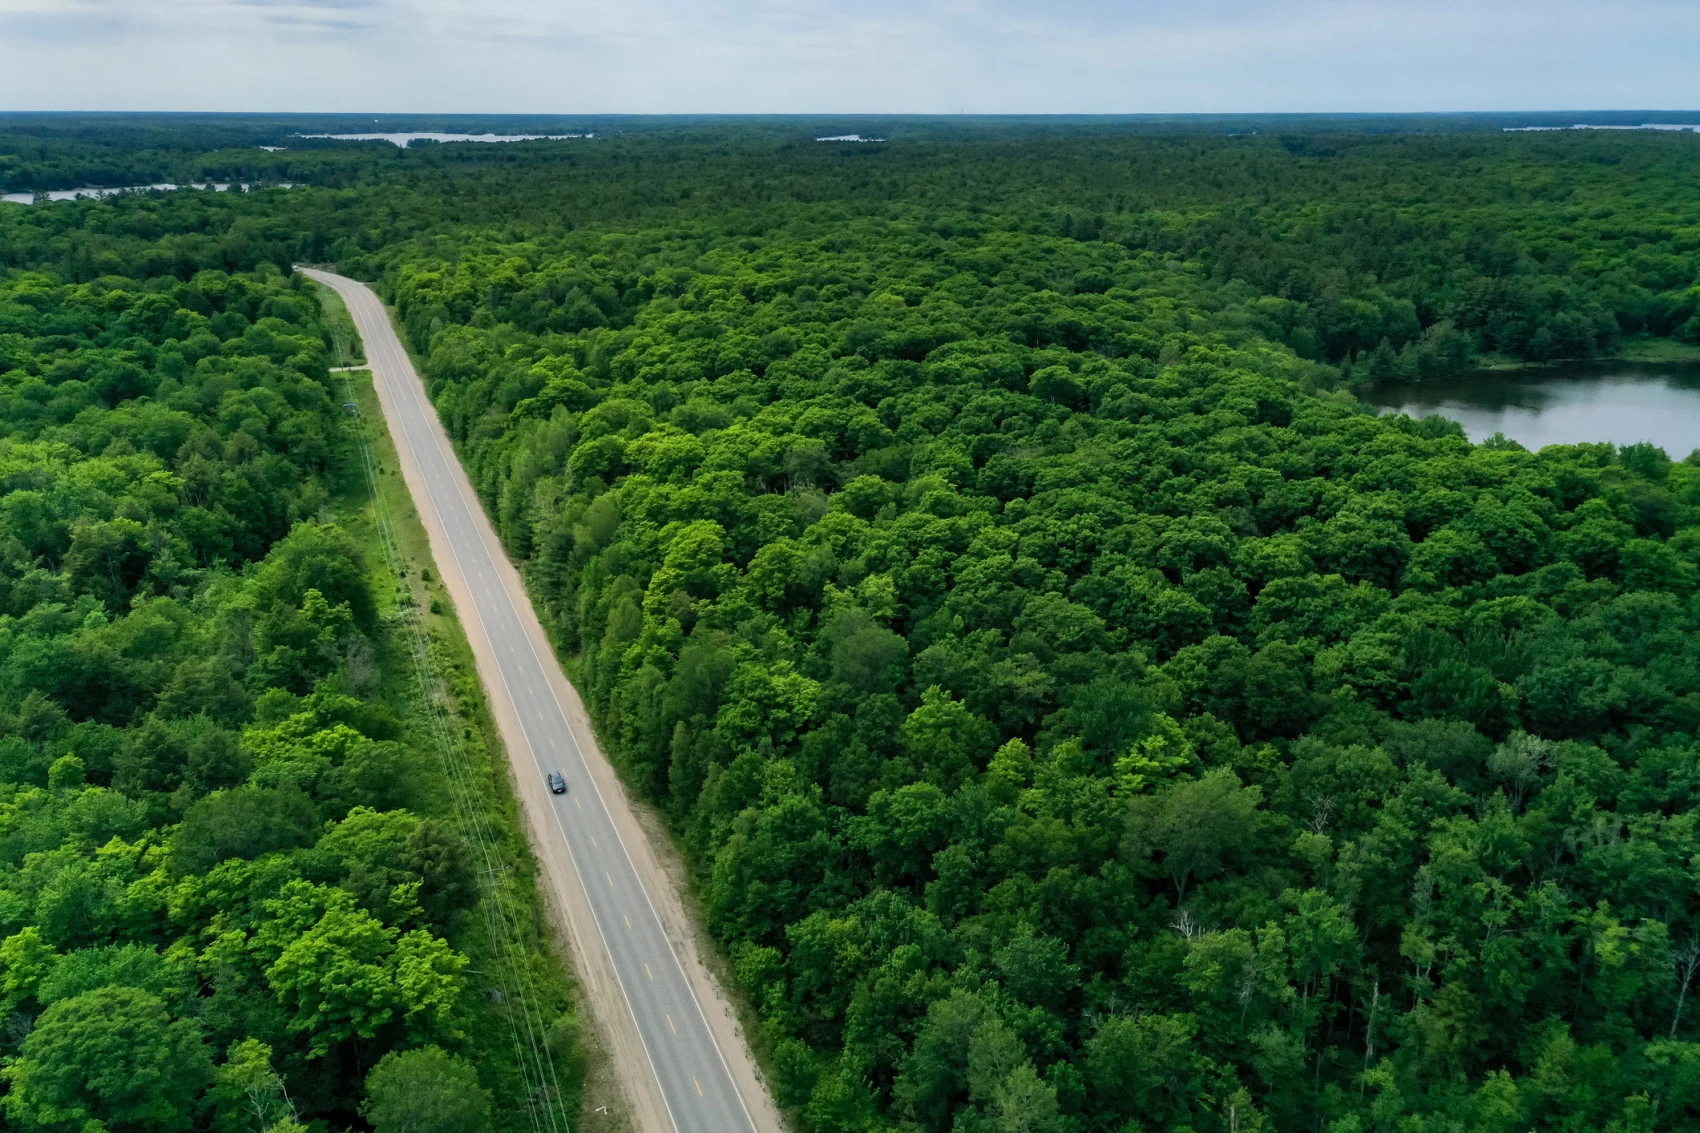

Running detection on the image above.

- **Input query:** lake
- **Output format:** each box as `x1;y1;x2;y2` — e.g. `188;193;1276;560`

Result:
292;132;588;147
1363;362;1700;459
1;182;294;205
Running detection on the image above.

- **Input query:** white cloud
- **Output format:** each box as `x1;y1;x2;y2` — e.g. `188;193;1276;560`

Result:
0;0;1694;112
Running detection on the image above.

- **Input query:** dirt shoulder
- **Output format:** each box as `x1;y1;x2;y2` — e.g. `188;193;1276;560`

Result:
340;359;633;1132
308;270;785;1133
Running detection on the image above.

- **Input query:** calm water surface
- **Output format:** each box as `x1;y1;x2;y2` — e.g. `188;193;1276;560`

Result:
1;182;294;205
1364;362;1700;458
293;132;588;146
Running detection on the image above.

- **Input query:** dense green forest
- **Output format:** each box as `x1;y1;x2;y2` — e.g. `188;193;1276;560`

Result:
4;125;1700;374
3;111;1688;194
397;209;1700;1133
5;119;1700;1132
0;249;579;1127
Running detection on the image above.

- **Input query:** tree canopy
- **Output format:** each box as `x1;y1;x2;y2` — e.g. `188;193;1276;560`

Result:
0;241;573;1129
389;155;1700;1131
6;115;1700;1132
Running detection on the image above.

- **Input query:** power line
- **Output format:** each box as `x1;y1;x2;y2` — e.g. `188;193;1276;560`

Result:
340;370;570;1133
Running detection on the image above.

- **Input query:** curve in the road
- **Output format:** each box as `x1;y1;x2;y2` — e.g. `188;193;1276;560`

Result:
302;269;774;1133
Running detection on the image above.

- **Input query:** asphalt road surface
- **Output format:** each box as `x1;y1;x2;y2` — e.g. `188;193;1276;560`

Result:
302;269;772;1133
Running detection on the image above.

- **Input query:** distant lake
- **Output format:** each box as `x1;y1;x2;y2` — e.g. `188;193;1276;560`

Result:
1363;362;1700;459
293;132;589;147
1504;123;1700;133
1;182;294;205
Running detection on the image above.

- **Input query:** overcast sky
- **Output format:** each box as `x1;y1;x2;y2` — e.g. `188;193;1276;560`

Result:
0;0;1695;114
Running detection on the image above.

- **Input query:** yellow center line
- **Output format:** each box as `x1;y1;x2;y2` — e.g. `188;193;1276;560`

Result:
667;1013;676;1034
591;835;598;847
694;1077;703;1097
624;915;631;930
605;872;613;887
645;963;653;980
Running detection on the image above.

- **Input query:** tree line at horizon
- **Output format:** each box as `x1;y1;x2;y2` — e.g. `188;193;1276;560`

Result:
1;122;1700;1131
3;124;1700;375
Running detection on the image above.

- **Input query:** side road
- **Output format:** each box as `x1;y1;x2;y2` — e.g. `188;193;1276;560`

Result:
301;269;785;1133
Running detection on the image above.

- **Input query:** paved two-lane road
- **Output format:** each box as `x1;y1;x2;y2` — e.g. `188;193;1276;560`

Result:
303;269;778;1133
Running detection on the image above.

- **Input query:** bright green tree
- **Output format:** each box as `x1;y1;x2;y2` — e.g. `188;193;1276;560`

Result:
3;985;211;1133
361;1046;492;1133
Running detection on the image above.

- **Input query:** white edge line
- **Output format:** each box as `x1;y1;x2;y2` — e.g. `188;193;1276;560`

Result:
502;526;765;1133
381;279;763;1131
311;272;686;1133
390;292;757;1131
352;275;683;1133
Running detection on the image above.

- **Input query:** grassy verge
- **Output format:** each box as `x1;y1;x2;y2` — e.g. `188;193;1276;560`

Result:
362;280;778;1129
342;366;637;1130
335;366;583;1130
1474;335;1700;372
358;281;730;1131
1616;334;1700;363
313;279;366;367
312;282;616;1130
